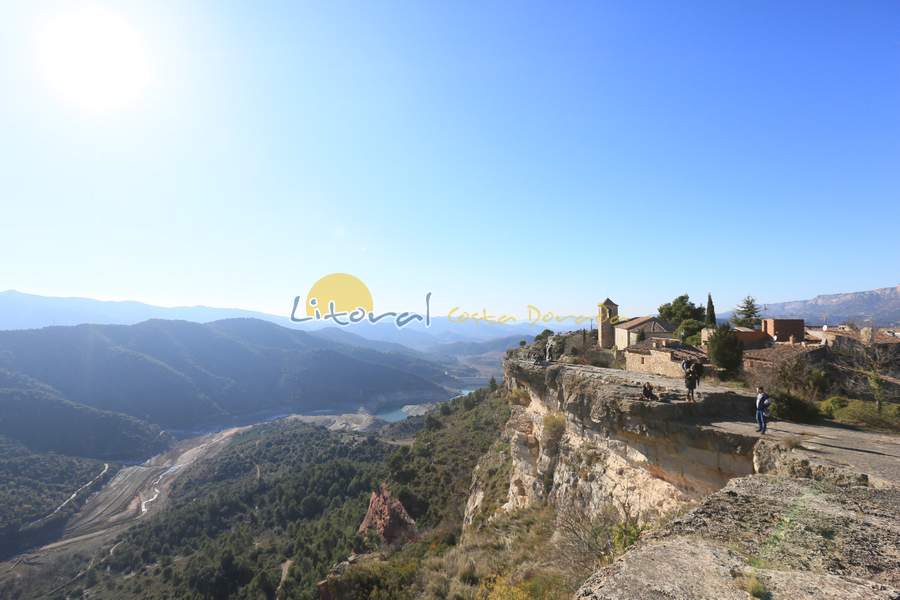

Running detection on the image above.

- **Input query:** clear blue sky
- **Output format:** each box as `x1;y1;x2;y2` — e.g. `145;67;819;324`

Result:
1;1;898;321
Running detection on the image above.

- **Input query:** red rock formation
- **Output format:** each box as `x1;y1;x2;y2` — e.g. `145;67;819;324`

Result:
357;485;418;546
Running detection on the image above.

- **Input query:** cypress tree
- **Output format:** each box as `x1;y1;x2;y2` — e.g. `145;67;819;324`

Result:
705;293;716;327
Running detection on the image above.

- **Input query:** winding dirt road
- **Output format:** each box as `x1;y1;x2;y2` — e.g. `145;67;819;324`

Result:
0;426;247;587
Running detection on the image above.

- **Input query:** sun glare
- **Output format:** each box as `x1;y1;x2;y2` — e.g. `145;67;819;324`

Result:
36;7;151;112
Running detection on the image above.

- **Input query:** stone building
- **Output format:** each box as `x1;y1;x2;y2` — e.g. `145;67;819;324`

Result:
761;318;805;343
597;298;619;349
614;316;673;349
624;338;707;378
742;344;827;379
700;326;770;350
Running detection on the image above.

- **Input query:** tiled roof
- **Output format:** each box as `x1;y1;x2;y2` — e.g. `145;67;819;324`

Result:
743;344;824;364
808;327;900;345
615;316;672;331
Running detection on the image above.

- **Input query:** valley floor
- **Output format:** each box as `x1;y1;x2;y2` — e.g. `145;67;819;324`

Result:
0;426;244;593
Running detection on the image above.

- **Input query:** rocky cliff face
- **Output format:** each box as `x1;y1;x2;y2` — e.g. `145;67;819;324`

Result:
467;359;900;599
465;361;759;527
577;441;900;599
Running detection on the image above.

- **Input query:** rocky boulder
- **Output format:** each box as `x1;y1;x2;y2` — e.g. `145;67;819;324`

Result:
358;485;418;546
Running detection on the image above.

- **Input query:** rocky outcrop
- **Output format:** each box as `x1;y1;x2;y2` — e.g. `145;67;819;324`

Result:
465;361;759;527
576;467;900;599
357;485;418;546
471;358;900;599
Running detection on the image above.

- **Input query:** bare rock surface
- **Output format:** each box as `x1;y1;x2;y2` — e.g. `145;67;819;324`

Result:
495;360;900;600
357;485;418;546
576;537;899;600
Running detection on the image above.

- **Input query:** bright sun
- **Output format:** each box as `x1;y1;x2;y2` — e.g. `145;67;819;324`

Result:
36;7;151;112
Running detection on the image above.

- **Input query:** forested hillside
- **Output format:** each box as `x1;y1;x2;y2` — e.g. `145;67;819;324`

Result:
8;388;510;599
0;318;451;429
0;435;115;558
0;370;168;459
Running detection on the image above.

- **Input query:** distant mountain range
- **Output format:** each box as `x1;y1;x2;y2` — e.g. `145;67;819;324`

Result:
0;290;543;348
0;318;460;460
752;285;900;326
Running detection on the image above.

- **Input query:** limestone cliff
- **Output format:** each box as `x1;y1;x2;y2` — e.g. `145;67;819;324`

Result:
465;360;758;527
466;358;900;599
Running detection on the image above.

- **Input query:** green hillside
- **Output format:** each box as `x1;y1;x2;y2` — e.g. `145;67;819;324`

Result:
0;319;451;429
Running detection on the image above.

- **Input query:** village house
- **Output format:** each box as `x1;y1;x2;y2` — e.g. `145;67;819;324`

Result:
742;344;828;379
700;326;770;350
614;316;673;349
624;338;706;378
761;318;805;343
806;325;900;350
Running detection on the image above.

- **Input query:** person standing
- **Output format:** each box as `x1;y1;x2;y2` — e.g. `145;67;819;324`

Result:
684;370;697;402
755;386;771;433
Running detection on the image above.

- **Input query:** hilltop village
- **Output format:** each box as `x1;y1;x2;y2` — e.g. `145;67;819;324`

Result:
513;294;899;421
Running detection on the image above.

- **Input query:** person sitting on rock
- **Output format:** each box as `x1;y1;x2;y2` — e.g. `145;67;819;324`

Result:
642;382;658;402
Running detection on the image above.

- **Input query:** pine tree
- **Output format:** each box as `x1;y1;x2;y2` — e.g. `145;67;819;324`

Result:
732;295;762;329
705;293;716;327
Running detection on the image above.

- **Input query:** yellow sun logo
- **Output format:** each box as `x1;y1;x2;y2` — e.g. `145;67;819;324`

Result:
305;273;374;317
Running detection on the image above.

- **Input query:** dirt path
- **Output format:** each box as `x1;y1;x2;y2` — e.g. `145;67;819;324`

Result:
24;463;110;529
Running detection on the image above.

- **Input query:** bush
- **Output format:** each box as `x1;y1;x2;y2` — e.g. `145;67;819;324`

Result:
739;573;770;599
825;399;900;431
707;325;743;372
541;413;566;456
507;388;531;407
819;396;848;418
675;318;704;345
770;393;820;423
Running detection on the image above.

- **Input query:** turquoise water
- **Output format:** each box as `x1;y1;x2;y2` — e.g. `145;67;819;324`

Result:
375;407;410;422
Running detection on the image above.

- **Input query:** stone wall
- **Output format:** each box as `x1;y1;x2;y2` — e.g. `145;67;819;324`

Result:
624;348;687;378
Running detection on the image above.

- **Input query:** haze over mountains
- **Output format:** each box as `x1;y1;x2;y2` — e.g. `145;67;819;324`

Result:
0;318;457;445
0;290;543;348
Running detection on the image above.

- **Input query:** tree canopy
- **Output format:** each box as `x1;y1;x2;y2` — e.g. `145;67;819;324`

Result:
675;319;705;345
657;294;705;329
732;296;762;329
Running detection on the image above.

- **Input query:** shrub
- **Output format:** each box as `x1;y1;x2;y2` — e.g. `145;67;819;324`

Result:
819;396;848;418
675;318;704;345
707;325;743;372
770;393;820;423
776;357;831;403
541;413;566;456
612;521;642;554
739;573;770;599
507;388;531;407
827;399;900;432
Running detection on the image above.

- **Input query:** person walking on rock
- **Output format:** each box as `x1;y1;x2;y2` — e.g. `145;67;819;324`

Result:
755;386;771;433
